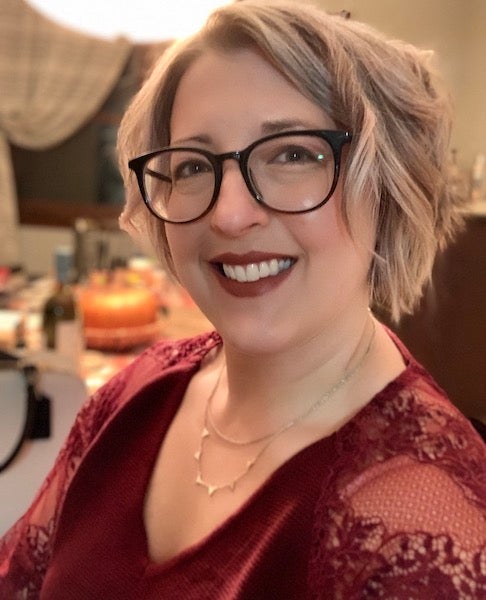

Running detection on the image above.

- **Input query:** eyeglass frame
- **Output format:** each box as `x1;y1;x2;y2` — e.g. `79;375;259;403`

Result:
128;129;353;225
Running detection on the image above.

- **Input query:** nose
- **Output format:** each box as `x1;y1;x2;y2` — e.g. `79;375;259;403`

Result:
209;159;270;237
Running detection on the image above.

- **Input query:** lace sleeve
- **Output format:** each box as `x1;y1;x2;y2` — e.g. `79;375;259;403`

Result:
0;362;135;599
313;456;486;599
309;384;486;600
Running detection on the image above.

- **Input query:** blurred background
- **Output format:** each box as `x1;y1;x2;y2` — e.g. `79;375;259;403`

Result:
0;0;484;420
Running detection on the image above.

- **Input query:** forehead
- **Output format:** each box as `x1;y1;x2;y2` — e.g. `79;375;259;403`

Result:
169;48;335;145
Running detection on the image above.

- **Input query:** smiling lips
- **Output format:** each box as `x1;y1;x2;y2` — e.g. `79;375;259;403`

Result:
222;258;293;282
211;253;296;297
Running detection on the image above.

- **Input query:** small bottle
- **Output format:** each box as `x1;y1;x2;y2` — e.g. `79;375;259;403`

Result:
42;247;83;371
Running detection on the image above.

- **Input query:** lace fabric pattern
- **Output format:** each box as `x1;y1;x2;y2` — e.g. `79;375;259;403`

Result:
309;377;486;599
1;331;485;599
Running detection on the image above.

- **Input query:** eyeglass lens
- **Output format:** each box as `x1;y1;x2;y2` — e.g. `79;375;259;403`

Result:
143;134;336;223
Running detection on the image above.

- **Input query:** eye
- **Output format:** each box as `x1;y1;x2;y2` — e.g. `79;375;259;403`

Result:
269;144;328;167
172;159;212;181
277;147;314;163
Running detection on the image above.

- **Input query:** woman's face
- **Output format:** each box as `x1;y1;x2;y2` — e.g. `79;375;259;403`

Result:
166;48;373;355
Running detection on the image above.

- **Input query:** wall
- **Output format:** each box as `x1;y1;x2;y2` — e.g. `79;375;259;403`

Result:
19;225;72;276
20;225;138;276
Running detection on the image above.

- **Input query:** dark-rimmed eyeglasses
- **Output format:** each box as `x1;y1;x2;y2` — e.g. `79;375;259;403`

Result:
128;129;352;224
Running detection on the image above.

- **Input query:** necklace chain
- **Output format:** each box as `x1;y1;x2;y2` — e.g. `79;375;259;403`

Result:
195;319;376;496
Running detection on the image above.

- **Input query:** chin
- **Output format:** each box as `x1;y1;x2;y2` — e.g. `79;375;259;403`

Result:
213;315;303;357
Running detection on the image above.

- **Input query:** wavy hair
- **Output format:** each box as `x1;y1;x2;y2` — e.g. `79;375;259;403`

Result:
117;0;465;321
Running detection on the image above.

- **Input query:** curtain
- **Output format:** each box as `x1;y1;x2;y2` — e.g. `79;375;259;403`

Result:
0;0;131;265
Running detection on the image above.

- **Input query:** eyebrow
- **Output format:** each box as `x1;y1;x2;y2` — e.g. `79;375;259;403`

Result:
171;118;323;147
170;134;211;146
260;118;319;135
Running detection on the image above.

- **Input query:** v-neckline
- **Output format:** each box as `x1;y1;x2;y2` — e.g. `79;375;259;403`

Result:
141;370;413;574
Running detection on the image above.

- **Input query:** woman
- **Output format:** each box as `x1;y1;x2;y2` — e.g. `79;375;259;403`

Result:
1;1;485;598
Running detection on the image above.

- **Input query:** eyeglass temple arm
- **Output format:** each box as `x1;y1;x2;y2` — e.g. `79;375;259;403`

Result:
145;168;171;182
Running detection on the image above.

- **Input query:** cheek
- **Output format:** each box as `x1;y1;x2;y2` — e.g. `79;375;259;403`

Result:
290;199;373;282
288;198;345;253
165;224;193;258
164;224;203;282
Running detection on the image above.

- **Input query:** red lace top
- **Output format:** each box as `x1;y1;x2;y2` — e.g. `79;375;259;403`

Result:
1;330;485;599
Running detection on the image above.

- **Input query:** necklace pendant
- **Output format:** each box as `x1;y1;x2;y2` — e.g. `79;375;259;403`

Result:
196;476;222;497
196;471;219;496
195;469;237;497
207;484;218;497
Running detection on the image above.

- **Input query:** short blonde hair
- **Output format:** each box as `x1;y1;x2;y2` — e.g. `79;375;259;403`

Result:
118;0;465;321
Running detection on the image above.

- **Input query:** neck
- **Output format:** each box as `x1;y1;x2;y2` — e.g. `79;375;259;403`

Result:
212;308;375;433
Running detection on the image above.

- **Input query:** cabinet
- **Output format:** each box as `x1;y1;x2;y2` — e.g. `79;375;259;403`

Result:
389;214;486;421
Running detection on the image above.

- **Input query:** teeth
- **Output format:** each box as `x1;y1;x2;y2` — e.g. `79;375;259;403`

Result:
222;258;293;282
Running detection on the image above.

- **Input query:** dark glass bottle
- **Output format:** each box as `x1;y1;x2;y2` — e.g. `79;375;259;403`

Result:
42;247;83;368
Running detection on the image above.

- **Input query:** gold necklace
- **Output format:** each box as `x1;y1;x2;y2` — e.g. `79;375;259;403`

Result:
194;319;376;497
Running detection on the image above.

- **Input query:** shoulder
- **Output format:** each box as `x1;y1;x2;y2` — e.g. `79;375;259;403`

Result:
140;330;222;373
100;330;220;397
309;360;486;599
374;359;485;469
71;331;222;451
0;333;223;597
346;332;485;462
338;357;486;511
